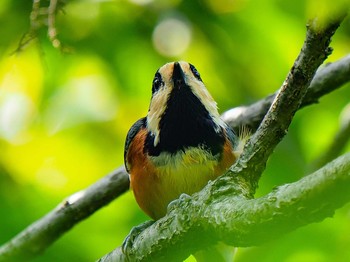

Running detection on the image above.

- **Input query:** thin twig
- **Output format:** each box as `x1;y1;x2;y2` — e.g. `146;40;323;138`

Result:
48;0;61;49
13;0;65;53
30;0;41;29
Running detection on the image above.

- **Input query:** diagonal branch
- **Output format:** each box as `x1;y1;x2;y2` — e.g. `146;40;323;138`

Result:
0;168;129;262
222;16;346;196
99;153;350;262
1;16;349;262
223;54;350;134
100;15;347;262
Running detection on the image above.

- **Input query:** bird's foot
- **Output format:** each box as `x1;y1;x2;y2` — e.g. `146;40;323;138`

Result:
167;193;191;212
122;220;155;256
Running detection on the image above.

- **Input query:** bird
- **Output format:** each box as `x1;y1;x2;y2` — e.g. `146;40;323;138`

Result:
124;61;240;261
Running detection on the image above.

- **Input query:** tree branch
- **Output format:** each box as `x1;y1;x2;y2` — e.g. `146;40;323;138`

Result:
13;0;66;53
1;16;349;262
0;168;129;262
100;15;347;262
47;0;61;49
223;16;345;196
222;54;350;134
99;153;350;262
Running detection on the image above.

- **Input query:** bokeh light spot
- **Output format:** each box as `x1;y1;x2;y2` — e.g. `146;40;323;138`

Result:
152;17;192;57
128;0;154;5
0;92;34;143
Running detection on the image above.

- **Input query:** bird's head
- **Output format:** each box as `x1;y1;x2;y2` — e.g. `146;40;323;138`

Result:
146;61;225;150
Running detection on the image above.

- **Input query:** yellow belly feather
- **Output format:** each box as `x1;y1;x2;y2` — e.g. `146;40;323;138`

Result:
145;147;222;219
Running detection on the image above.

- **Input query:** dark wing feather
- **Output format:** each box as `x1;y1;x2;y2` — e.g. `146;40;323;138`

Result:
124;117;146;172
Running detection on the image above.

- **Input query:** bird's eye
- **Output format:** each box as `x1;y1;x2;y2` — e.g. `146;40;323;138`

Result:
152;72;163;94
189;64;202;82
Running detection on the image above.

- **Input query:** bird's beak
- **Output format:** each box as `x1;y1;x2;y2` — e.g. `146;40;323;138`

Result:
172;62;186;89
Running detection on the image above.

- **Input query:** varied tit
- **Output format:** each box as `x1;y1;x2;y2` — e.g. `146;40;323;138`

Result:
124;61;239;220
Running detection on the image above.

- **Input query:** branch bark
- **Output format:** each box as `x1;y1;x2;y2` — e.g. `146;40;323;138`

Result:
99;152;350;262
1;16;349;262
222;16;345;196
0;168;129;262
99;15;347;262
222;54;350;133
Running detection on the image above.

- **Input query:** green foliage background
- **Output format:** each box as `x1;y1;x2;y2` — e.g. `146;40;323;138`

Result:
0;0;350;261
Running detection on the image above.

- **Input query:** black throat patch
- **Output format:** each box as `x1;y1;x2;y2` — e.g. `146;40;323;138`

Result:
145;84;225;156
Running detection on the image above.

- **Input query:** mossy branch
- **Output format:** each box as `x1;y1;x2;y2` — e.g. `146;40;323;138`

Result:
99;153;350;262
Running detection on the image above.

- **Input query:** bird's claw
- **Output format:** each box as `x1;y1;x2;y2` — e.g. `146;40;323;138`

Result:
167;193;191;212
122;220;155;257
